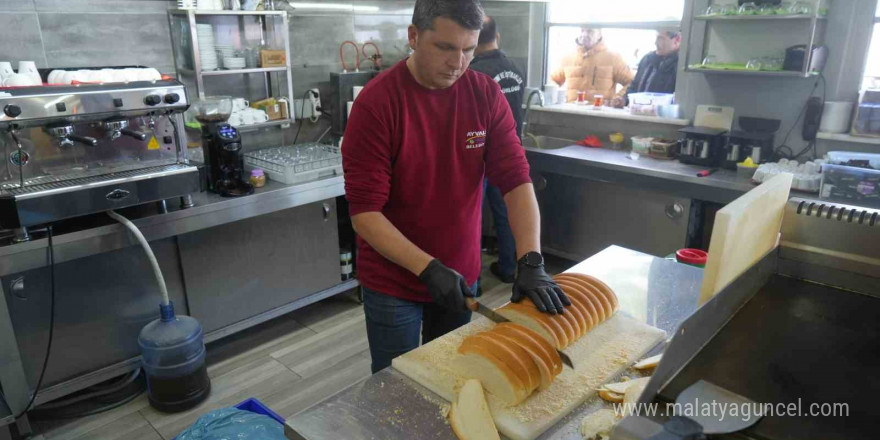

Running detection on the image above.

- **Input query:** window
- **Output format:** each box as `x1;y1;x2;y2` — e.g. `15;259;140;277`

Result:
862;3;880;90
545;0;685;98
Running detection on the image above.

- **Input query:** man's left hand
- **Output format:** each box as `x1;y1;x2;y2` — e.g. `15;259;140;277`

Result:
611;97;626;108
511;264;571;315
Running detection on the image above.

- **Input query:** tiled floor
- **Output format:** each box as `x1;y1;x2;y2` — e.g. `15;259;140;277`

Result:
30;253;574;440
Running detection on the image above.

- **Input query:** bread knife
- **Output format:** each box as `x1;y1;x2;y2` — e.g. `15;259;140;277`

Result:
466;298;574;369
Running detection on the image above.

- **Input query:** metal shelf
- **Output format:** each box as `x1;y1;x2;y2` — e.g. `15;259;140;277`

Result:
168;8;294;129
685;68;818;78
817;132;880;145
694;14;827;21
235;119;293;132
170;9;286;16
179;67;288;76
683;0;826;79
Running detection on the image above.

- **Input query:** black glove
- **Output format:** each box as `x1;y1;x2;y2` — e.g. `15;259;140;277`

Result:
512;263;571;315
419;259;471;311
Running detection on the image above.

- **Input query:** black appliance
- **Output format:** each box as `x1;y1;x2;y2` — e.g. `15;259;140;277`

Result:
721;117;780;170
201;123;254;197
677;127;727;167
783;44;829;73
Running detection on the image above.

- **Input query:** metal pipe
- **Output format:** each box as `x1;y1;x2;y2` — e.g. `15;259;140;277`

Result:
522;89;545;139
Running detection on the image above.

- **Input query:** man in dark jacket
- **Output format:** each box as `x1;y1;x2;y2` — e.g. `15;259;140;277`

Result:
616;30;680;107
469;15;525;284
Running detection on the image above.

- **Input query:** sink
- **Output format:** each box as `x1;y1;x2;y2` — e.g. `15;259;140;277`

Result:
522;134;577;150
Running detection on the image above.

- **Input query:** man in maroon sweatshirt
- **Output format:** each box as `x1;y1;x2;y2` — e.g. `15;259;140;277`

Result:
343;0;569;373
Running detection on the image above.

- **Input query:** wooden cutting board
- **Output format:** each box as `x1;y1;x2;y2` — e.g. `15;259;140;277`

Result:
699;173;793;304
392;311;665;440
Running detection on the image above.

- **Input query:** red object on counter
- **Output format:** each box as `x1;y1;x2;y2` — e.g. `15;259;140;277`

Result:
676;248;708;267
696;168;719;177
576;135;603;148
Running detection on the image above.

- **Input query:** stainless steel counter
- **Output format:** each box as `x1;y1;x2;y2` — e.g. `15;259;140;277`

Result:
0;175;345;277
526;146;756;205
285;245;704;440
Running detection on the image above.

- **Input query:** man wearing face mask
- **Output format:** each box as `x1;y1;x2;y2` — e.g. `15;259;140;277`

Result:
550;28;634;103
343;0;569;374
613;30;681;108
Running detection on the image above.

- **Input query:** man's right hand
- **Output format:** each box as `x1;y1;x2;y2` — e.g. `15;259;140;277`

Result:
418;259;471;311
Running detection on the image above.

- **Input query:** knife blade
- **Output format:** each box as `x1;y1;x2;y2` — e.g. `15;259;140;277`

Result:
466;298;575;369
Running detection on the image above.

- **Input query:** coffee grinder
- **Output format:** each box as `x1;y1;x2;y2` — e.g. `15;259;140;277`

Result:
194;97;253;197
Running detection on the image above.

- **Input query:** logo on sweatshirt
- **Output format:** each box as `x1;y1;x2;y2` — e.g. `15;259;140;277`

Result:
465;130;486;150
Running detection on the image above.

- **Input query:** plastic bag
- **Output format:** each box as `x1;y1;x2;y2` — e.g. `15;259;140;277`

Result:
176;407;286;440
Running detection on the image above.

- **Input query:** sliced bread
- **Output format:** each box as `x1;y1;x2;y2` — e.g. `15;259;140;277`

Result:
449;379;501;440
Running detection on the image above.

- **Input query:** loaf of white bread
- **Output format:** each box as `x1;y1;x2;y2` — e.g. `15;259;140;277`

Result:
456;273;619;408
497;273;619;350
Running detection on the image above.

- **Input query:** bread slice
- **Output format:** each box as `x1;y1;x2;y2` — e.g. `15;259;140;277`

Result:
554;275;612;319
555;281;596;331
449;379;501;440
576;273;620;311
480;333;539;393
456;348;529;406
461;334;535;395
580;281;614;319
634;354;662;370
598;388;625;403
498;303;568;349
555;301;582;340
515;298;579;344
556;273;619;313
553;285;589;335
562;290;595;332
554;279;604;324
492;332;551;391
495;322;563;375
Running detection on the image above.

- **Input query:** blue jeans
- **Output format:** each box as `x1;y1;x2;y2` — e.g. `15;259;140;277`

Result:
363;283;478;373
485;179;516;279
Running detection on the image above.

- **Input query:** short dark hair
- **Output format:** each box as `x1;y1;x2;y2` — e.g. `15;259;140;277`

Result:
412;0;485;32
478;16;496;45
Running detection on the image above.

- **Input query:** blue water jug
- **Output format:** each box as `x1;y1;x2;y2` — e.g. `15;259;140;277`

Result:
139;302;211;412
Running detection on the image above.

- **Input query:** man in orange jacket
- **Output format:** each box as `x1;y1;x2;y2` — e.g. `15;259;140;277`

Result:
550;28;634;103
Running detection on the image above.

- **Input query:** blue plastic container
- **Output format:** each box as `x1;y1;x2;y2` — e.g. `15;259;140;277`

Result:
139;302;211;412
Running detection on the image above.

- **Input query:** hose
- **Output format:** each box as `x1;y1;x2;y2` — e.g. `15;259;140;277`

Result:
12;225;55;420
361;42;382;70
340;41;361;72
107;210;169;306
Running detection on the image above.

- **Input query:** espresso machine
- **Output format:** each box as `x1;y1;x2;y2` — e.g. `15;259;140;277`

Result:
677;126;728;167
0;66;201;242
193;97;253;197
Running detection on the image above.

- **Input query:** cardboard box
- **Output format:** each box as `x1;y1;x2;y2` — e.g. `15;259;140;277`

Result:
260;50;286;68
251;98;283;121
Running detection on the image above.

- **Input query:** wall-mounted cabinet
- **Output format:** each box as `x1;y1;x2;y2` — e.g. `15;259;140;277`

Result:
684;0;830;78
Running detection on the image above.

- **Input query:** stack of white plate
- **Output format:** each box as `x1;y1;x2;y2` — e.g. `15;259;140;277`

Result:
223;57;246;70
215;45;235;59
196;24;218;70
196;0;222;10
